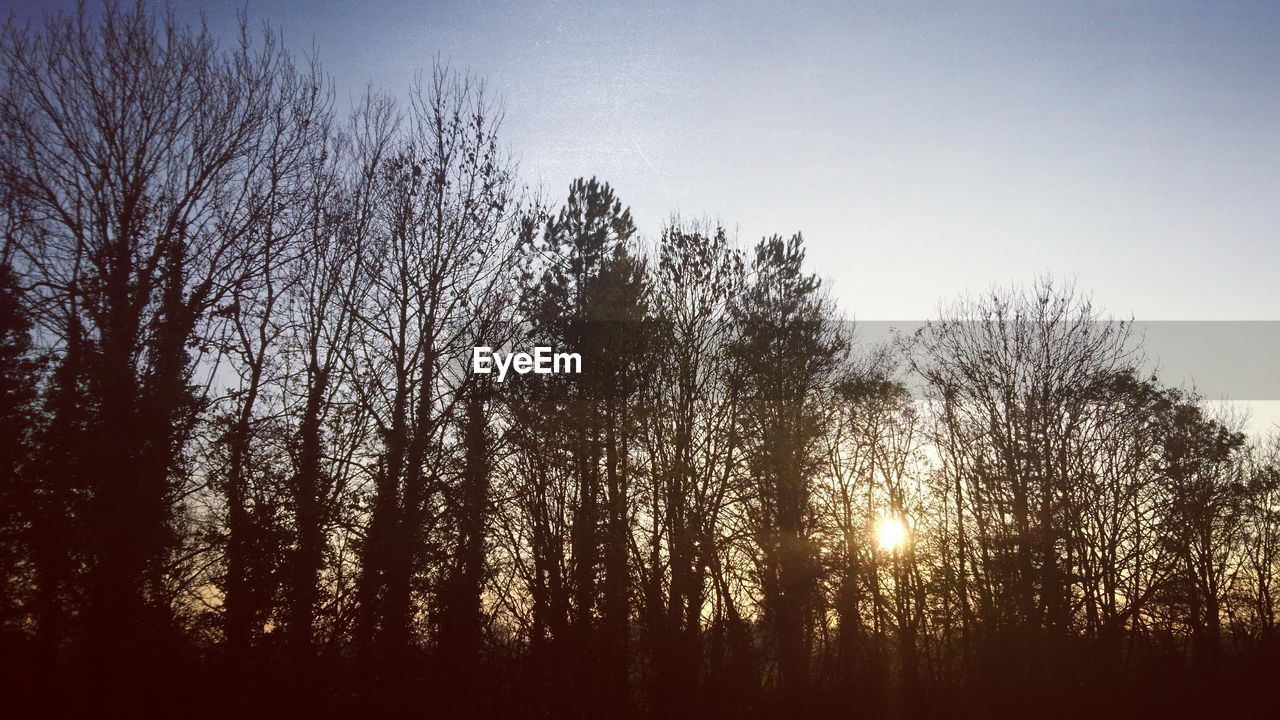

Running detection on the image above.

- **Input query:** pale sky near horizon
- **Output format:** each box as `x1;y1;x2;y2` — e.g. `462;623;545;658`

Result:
6;1;1279;431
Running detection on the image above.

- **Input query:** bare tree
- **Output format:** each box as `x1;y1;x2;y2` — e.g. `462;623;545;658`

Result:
347;67;520;699
911;278;1136;708
637;220;745;717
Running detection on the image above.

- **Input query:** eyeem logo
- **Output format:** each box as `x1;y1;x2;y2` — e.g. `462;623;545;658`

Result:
472;346;582;382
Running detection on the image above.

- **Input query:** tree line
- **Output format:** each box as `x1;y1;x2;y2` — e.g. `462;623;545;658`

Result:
0;4;1276;718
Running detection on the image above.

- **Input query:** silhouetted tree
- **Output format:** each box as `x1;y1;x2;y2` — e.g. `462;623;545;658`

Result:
0;256;39;651
0;2;325;709
348;67;520;705
729;233;847;716
511;176;648;717
635;221;745;718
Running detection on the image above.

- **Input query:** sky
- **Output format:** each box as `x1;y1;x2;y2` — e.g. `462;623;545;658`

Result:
5;0;1279;428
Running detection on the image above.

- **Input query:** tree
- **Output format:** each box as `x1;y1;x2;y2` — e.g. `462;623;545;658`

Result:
1155;395;1246;690
911;278;1136;709
729;233;847;716
348;67;520;701
275;92;388;686
511;176;648;717
0;3;325;708
209;43;332;685
638;221;745;717
0;255;39;642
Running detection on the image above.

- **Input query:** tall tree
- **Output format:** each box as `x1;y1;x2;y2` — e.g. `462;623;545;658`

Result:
513;176;648;716
0;3;323;708
0;256;39;635
277;92;390;683
729;233;846;716
638;221;745;717
349;68;520;700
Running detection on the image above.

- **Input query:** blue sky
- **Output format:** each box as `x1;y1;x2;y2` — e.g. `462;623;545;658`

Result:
6;1;1280;431
7;1;1276;320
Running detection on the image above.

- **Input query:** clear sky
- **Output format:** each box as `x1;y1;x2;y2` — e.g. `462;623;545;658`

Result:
7;0;1277;320
5;1;1279;429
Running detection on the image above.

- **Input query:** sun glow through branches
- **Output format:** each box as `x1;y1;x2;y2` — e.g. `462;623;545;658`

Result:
876;515;910;553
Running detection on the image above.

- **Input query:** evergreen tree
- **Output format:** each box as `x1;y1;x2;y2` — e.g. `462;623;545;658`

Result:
729;233;847;716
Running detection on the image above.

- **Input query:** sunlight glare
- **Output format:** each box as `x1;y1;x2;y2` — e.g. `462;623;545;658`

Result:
876;515;909;553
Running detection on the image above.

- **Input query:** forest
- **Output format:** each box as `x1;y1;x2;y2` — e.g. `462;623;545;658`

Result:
0;4;1277;718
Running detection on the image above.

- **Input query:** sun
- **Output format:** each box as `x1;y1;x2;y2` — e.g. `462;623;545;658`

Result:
875;515;910;553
